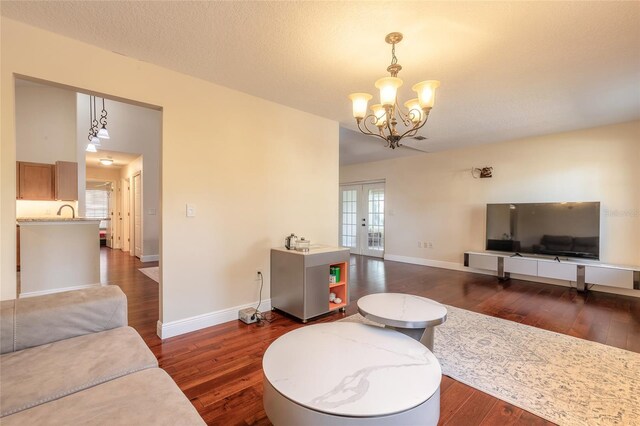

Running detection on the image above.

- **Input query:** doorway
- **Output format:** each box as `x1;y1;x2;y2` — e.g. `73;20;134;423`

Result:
339;182;385;257
133;172;142;258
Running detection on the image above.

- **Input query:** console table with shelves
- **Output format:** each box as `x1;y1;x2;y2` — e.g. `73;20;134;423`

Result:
271;246;350;322
464;251;640;293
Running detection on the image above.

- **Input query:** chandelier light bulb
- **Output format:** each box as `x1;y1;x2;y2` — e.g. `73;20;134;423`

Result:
404;98;423;123
86;143;97;153
370;104;387;128
348;93;373;119
375;77;403;107
412;80;441;109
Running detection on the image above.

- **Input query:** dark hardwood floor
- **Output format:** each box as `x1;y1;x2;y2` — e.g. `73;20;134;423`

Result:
100;248;640;425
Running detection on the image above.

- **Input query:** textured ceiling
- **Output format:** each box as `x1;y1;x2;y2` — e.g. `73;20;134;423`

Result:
2;1;639;165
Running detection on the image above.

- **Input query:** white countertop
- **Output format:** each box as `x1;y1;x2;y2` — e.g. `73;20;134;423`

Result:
262;322;441;417
271;244;350;255
358;293;448;329
17;218;102;225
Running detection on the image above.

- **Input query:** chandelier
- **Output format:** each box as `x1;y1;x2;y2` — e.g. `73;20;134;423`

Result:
348;32;440;149
86;96;110;153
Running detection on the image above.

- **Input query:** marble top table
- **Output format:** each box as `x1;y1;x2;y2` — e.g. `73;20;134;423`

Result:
262;322;441;425
357;293;447;351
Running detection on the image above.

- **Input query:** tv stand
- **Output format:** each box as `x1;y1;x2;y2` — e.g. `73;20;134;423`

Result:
464;251;640;293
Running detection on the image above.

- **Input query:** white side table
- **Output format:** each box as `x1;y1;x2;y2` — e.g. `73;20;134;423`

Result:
263;322;441;426
357;293;447;351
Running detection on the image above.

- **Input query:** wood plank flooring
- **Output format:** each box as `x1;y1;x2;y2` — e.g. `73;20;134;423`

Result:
101;248;640;425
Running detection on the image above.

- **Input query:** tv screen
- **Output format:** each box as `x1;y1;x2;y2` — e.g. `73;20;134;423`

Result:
486;202;600;260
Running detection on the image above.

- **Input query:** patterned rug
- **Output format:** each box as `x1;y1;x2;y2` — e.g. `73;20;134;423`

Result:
138;267;159;283
342;306;640;426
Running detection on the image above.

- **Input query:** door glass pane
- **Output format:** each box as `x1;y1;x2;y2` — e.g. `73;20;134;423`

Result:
367;188;384;250
341;189;357;248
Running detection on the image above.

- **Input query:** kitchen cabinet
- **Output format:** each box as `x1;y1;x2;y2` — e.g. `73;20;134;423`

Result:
271;246;350;322
16;161;78;201
55;161;78;201
17;162;55;200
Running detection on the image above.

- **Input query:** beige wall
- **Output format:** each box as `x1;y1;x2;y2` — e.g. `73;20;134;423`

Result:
1;19;339;328
340;120;640;267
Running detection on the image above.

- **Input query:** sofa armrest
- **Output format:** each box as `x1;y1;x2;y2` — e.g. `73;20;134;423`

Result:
0;285;127;354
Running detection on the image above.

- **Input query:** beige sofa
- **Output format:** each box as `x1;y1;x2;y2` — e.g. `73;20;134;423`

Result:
0;286;204;425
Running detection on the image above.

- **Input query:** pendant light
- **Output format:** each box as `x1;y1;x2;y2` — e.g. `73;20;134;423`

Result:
97;97;110;139
86;95;99;152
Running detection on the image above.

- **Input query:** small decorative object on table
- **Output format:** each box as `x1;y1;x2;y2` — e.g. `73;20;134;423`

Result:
329;292;336;302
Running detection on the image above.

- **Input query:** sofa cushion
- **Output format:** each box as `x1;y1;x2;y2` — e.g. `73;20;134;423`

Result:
1;368;205;425
0;326;157;417
0;285;127;354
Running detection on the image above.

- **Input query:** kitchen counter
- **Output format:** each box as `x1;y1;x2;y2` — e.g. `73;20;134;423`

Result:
17;218;105;224
18;219;101;297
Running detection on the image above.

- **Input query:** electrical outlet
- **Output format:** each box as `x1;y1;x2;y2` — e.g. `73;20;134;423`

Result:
427;242;434;249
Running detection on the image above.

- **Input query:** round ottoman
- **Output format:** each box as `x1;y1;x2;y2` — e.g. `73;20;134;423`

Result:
263;322;441;426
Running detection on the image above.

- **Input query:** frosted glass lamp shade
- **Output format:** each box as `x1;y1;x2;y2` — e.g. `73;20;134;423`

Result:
91;135;101;145
412;80;440;109
348;93;373;119
375;77;403;106
97;127;110;139
404;98;423;123
86;143;97;153
370;104;387;128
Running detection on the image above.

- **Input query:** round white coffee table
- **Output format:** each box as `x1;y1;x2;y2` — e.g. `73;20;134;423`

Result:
263;322;441;426
357;293;447;351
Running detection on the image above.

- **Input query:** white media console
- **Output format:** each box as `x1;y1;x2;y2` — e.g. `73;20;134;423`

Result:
464;251;640;293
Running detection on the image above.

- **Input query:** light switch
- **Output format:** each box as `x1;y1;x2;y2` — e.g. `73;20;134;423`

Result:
186;204;196;217
148;209;156;215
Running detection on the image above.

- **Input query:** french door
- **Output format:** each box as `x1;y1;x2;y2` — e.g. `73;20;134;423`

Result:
339;182;385;257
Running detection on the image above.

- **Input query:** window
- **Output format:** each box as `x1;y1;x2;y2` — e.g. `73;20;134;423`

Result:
85;186;109;228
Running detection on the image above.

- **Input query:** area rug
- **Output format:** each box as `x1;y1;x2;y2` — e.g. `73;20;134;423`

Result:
342;306;640;426
138;266;159;283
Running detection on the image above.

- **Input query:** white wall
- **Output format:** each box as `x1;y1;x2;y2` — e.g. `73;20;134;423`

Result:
340;120;640;267
78;95;161;257
16;84;76;163
1;19;339;333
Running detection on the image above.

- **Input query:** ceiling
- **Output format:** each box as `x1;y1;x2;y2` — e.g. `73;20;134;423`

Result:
3;2;639;165
86;150;140;169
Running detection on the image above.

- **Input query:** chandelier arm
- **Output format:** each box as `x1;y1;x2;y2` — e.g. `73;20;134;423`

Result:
396;109;432;142
358;116;392;145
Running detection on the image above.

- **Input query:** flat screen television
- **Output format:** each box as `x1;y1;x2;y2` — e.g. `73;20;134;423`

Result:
486;202;600;260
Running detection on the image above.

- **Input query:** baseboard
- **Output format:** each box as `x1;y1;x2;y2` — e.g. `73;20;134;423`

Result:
157;298;272;339
19;283;102;298
383;254;495;277
140;254;159;262
383;253;640;298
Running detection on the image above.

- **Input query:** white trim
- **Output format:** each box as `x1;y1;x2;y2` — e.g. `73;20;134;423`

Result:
140;254;159;262
384;254;495;276
157;298;272;339
383;253;640;298
19;283;102;298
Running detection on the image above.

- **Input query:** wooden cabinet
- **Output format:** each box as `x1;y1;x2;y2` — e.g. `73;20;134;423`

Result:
17;162;55;200
55;161;78;201
16;161;78;201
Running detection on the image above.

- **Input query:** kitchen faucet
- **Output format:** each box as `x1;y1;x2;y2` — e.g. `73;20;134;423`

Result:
56;204;76;218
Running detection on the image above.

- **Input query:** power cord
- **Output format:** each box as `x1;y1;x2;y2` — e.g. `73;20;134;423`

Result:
253;272;275;325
